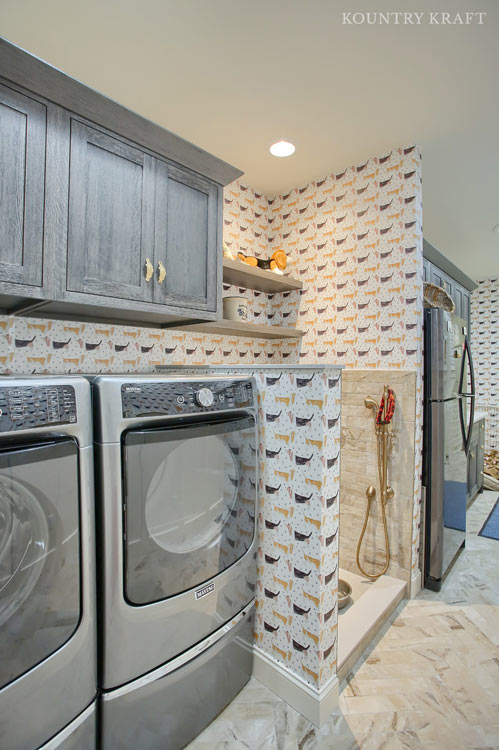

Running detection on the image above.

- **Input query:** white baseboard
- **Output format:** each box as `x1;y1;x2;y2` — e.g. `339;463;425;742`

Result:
410;568;422;598
252;646;339;727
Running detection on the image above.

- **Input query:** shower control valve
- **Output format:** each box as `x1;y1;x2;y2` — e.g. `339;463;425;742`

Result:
195;387;214;408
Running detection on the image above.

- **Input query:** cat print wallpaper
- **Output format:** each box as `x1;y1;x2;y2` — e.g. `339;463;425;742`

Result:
471;278;499;450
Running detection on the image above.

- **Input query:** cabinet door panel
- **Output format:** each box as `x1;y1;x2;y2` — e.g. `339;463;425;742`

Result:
67;120;154;302
423;259;429;282
154;164;217;310
441;271;453;297
430;268;443;288
453;284;463;319
0;84;46;286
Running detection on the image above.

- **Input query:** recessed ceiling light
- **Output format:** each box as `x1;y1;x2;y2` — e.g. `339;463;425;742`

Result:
493;224;499;234
270;140;295;158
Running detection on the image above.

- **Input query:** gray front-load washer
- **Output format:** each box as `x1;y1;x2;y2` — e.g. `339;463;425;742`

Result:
0;376;97;749
90;375;257;749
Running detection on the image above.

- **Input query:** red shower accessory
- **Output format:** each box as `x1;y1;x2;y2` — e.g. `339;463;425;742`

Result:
376;387;396;425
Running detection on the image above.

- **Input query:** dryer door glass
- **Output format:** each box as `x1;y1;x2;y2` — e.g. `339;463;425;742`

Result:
123;414;257;604
0;438;81;689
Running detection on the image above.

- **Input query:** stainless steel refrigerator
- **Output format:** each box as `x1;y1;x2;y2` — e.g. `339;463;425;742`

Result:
423;308;475;591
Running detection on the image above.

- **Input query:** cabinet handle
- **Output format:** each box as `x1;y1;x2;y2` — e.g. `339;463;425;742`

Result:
157;261;166;285
144;258;153;282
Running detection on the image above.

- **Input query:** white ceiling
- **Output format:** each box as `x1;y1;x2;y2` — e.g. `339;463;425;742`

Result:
1;0;498;280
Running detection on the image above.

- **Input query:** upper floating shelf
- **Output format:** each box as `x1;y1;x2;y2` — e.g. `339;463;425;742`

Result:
173;319;304;340
223;258;303;293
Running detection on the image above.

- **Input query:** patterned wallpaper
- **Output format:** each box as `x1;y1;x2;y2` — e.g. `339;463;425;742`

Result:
471;278;499;450
0;315;284;372
219;368;341;689
253;369;341;689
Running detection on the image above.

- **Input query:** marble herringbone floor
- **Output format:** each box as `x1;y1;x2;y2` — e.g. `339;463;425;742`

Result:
186;491;499;749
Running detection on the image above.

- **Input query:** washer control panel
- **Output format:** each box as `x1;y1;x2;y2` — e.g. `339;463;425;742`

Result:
0;385;77;432
121;379;254;419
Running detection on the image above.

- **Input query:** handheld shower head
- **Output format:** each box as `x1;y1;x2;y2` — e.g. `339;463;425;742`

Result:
364;395;379;412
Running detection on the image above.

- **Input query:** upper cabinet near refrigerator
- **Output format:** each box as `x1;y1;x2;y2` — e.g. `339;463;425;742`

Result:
0;39;241;326
423;257;471;327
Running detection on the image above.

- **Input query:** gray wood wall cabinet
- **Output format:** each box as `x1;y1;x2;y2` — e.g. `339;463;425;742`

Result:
0;83;46;289
423;257;471;328
0;38;242;327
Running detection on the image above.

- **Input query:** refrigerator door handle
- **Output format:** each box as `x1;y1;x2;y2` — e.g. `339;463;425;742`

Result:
465;333;476;399
459;334;475;456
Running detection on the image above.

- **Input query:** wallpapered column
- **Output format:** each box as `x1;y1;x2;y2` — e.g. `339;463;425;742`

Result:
471;278;499;450
252;368;342;689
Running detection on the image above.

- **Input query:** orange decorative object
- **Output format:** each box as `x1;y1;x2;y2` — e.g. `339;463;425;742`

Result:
271;249;287;271
376;387;396;425
236;249;288;273
237;252;258;267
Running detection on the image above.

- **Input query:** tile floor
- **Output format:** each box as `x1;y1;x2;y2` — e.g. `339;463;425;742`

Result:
186;490;499;749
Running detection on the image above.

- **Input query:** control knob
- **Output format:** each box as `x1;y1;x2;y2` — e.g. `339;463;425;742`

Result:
195;387;214;408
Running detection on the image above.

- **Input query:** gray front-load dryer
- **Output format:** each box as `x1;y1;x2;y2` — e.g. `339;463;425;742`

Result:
90;375;257;749
0;377;97;749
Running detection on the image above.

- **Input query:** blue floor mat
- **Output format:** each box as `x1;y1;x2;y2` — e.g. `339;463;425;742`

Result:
478;497;499;540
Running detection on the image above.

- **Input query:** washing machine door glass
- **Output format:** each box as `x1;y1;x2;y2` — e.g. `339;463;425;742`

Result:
0;437;81;690
123;414;257;605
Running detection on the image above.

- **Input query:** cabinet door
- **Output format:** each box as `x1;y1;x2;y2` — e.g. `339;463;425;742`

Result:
453;284;463;319
67;120;155;302
423;258;429;282
430;268;444;289
0;84;46;287
441;271;453;298
153;163;218;311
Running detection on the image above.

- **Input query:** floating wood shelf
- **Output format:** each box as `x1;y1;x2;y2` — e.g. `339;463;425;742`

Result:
223;258;303;293
174;319;304;340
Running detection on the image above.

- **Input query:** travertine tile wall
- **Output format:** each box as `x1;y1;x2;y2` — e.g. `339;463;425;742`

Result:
471;278;499;450
340;370;416;584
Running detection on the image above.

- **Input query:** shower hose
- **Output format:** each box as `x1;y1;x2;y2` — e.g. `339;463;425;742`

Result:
356;388;395;580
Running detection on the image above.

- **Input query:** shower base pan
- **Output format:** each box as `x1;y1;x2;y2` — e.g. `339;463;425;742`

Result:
337;568;406;681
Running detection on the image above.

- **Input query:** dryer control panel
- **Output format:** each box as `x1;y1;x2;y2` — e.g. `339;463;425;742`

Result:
121;379;254;419
0;385;77;431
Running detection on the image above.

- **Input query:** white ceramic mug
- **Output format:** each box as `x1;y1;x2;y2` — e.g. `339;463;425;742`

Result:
223;296;248;321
